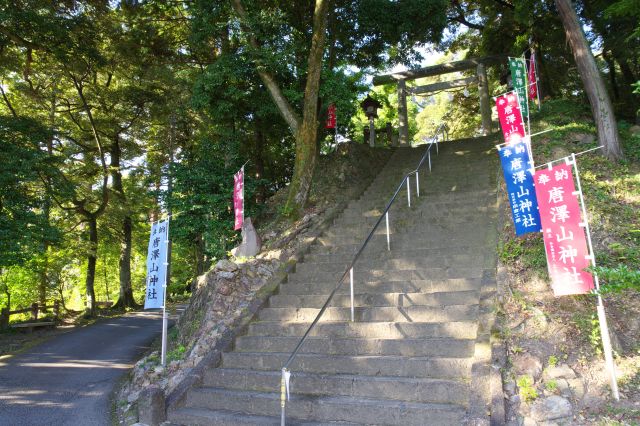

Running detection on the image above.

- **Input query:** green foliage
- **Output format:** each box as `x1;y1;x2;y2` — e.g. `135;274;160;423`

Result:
591;265;640;294
572;312;603;356
0;116;60;269
517;375;539;402
548;355;559;368
166;344;186;363
545;379;558;392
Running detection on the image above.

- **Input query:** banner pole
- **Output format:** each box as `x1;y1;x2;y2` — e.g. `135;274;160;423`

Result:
161;114;176;366
533;51;541;110
570;153;619;400
522;54;531;139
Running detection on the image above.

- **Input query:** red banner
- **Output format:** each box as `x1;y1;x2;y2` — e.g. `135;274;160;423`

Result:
233;167;244;231
528;53;538;101
496;92;526;145
326;104;336;129
534;163;594;296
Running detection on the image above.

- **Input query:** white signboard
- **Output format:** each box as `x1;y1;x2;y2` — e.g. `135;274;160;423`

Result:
144;219;169;309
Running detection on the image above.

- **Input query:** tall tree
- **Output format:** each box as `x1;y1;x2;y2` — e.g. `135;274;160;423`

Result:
555;0;623;161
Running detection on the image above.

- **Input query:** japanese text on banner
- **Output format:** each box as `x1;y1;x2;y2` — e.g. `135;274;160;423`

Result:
144;219;169;309
499;141;541;236
528;53;538;101
326;104;336;129
233;168;244;231
496;92;526;145
534;163;594;296
508;58;529;118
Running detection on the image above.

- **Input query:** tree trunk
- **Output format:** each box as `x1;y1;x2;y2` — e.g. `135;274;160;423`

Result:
85;218;98;316
117;216;137;307
555;0;623;160
39;90;56;306
194;232;206;276
110;136;138;309
603;52;619;100
284;0;331;216
253;124;266;204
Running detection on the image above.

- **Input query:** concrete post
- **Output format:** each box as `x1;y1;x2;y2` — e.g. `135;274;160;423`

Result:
138;386;166;425
477;63;492;135
397;80;409;146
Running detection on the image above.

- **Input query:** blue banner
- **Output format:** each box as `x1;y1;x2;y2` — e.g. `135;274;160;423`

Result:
499;141;541;236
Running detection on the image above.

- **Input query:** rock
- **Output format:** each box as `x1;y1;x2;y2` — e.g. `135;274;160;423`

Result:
523;417;536;426
513;354;543;380
215;259;238;272
216;284;233;296
217;271;235;279
138;386;166;426
567;378;585;399
530;396;572;421
553;378;570;396
127;390;140;403
231;217;262;258
576;134;595;145
543;364;576;381
505;381;517;395
629;125;640;135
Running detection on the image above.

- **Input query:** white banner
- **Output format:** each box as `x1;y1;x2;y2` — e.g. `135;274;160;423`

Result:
144;219;169;309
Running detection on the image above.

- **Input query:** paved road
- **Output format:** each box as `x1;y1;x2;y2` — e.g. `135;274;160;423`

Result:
0;310;166;426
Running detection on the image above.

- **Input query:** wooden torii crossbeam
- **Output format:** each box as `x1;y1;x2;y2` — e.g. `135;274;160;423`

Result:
372;55;507;144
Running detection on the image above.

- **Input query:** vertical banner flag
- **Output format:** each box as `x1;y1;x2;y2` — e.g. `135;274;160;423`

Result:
528;52;538;101
534;162;594;296
144;219;169;309
498;140;541;235
496;92;527;145
508;57;529;118
326;104;336;129
233;167;244;231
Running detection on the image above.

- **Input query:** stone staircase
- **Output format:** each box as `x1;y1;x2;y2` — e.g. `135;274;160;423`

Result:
168;137;499;425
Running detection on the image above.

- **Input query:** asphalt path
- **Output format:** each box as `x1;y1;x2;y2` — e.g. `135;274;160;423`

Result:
0;310;166;426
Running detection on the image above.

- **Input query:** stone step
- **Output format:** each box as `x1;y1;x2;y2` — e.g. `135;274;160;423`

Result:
306;244;490;261
321;222;493;239
277;278;483;295
285;267;485;284
345;193;496;212
221;352;473;379
293;257;487;274
305;247;492;263
334;210;495;227
256;304;478;322
168;407;356;426
311;235;493;252
234;336;475;358
184;388;465;425
203;368;470;405
268;290;479;308
246;320;478;340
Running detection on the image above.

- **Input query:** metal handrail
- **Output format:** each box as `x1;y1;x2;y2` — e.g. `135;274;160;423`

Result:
279;123;448;425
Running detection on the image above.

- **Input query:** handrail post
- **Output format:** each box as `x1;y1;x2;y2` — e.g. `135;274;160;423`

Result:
428;151;432;172
406;178;411;207
435;136;439;154
281;368;286;426
385;212;390;251
349;268;354;322
416;171;420;197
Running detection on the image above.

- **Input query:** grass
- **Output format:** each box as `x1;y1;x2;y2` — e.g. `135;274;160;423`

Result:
517;374;539;402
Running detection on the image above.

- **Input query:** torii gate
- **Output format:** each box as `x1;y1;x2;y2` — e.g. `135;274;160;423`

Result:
372;55;506;145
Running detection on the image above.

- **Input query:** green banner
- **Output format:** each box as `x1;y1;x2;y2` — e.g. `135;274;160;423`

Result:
508;57;529;118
